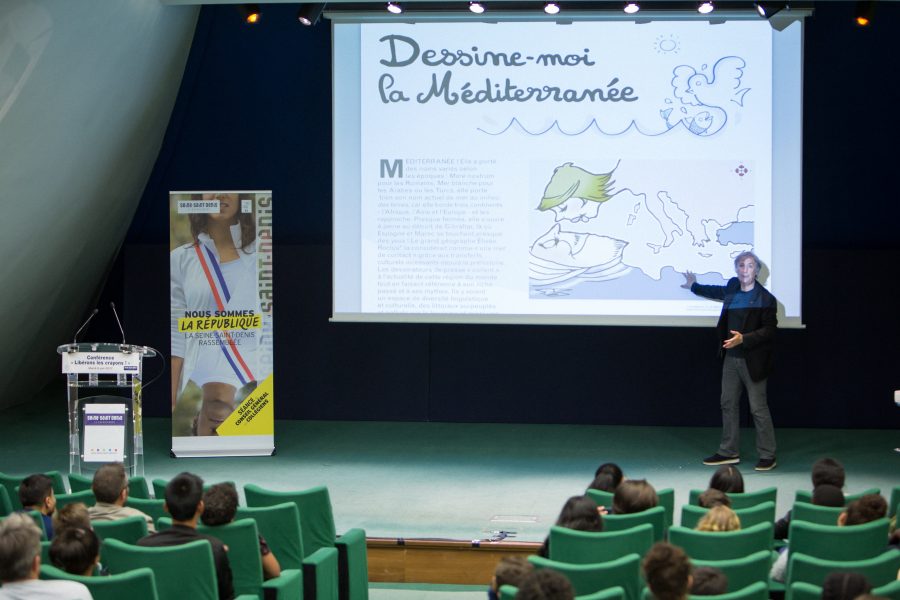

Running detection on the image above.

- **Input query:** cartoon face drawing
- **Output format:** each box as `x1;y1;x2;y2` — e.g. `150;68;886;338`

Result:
550;196;603;223
531;224;627;269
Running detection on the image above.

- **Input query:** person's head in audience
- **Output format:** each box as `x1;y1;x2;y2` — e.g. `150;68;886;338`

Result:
708;465;744;494
491;556;533;596
49;527;100;576
613;479;658;514
696;505;741;532
588;473;617;493
820;572;872;600
643;542;692;600
589;462;624;492
165;472;205;525
201;482;239;526
811;484;845;507
811;458;845;489
515;569;575;600
690;566;728;596
555;495;603;532
0;513;43;584
839;494;887;526
698;488;731;509
18;474;56;516
53;502;91;534
202;481;282;581
92;462;130;505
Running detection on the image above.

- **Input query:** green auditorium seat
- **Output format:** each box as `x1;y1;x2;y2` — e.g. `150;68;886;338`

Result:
688;487;776;510
680;501;775;530
92;515;148;545
668;521;773;560
690;550;772;592
55;489;96;510
244;483;369;600
785;550;900;600
197;517;305;600
602;506;667;541
41;564;159;600
549;523;654;564
529;553;642;600
789;501;844;526
786;518;890;561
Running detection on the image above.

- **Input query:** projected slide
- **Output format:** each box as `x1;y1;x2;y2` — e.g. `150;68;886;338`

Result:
333;18;803;325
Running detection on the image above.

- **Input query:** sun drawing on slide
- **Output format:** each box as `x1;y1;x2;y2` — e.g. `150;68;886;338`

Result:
654;34;680;54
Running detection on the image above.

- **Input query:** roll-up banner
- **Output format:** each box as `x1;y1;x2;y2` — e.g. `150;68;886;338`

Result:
169;191;274;457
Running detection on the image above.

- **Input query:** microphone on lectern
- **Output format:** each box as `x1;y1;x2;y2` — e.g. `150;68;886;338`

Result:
72;309;99;344
110;302;127;345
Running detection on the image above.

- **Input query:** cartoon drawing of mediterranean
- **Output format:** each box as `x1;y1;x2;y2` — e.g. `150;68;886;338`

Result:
529;160;757;299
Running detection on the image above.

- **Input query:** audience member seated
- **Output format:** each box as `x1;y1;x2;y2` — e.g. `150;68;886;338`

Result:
696;506;741;532
0;513;92;599
588;462;625;493
17;474;57;540
773;458;846;539
88;462;155;533
53;503;92;535
643;542;693;600
138;472;234;600
770;494;888;582
838;494;887;527
708;466;744;494
538;495;604;558
489;556;533;600
698;489;731;509
820;572;872;600
515;569;575;600
613;479;659;514
49;527;100;577
773;484;844;540
690;566;728;596
201;482;280;580
811;458;846;490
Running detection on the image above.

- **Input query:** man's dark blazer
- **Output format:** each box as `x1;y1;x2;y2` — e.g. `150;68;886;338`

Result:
691;276;777;382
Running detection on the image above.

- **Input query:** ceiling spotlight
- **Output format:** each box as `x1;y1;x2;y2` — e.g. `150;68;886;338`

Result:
240;4;261;24
544;2;560;15
855;0;874;26
697;1;714;14
623;2;640;14
754;2;785;18
386;1;402;13
297;3;325;26
469;1;485;14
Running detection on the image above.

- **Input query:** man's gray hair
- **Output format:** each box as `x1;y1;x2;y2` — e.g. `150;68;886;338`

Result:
733;251;762;274
0;513;42;582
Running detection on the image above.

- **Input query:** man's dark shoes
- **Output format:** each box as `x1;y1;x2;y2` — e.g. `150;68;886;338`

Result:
755;457;777;471
703;453;740;466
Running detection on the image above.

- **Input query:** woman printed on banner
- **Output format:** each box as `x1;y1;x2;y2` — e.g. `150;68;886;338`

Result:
170;192;260;436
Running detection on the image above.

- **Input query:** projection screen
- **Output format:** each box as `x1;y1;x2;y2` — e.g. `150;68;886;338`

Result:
332;14;805;327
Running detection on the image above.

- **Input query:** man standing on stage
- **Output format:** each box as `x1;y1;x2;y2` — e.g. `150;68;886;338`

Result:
682;251;778;471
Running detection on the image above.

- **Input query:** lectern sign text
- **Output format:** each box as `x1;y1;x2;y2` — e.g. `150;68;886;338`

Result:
62;352;141;374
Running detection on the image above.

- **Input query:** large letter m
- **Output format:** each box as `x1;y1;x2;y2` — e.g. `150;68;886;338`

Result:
380;159;403;178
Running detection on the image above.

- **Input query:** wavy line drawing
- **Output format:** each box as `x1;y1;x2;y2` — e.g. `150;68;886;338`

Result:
481;56;749;138
478;117;697;137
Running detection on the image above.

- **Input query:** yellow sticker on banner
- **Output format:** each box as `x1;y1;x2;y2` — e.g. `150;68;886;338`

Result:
178;314;262;332
216;374;274;436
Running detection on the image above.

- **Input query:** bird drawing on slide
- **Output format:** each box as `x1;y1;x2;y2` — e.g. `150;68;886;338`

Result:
662;56;749;136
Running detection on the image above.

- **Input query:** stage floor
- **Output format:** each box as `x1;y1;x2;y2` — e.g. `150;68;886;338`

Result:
2;388;897;598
